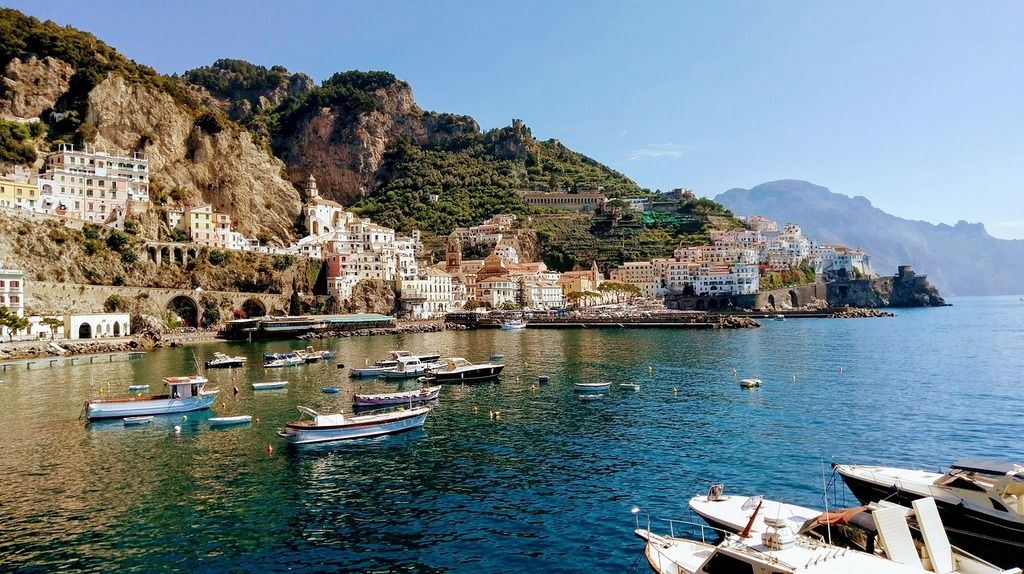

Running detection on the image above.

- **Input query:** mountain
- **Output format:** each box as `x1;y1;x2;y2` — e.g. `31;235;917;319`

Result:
715;180;1024;296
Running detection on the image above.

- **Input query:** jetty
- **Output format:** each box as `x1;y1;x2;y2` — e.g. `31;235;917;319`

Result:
445;312;759;330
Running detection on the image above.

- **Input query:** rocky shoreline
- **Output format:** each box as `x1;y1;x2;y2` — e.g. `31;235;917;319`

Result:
827;307;896;318
298;322;471;340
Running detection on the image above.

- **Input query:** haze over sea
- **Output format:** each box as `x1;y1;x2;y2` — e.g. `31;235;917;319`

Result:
1;297;1022;573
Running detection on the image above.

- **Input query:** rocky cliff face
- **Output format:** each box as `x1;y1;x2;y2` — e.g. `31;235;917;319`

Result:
826;270;946;308
85;75;301;241
275;82;479;204
0;56;73;119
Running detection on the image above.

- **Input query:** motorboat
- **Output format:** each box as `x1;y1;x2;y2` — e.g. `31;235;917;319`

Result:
638;495;1017;574
421;357;504;384
351;351;440;378
128;384;149;392
264;352;303;368
252;381;288;390
775;314;786;321
321;386;340;394
688;484;826;537
619;383;641;391
501;319;527;330
295;347;334;364
204;352;246;369
123;416;153;426
277;405;430;445
578;394;604;401
86;375;219;420
574;381;611;393
740;378;762;388
382;356;442;379
353;385;441;407
834;460;1024;568
209;415;252;427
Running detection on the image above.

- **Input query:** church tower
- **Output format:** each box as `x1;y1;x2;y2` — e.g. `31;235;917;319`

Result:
445;232;463;272
305;174;319;200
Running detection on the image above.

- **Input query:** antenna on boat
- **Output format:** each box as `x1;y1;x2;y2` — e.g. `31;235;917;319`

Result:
191;350;203;374
821;459;832;545
739;498;762;538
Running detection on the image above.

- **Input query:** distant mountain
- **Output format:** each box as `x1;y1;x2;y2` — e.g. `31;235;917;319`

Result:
715;180;1024;296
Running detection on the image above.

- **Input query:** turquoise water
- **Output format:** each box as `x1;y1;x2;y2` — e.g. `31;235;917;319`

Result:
1;297;1023;572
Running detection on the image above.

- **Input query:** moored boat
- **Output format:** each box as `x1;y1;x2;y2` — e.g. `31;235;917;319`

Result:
321;386;340;394
421;357;504;384
123;416;153;426
128;384;149;392
574;381;611;393
209;415;252;427
277;405;430;444
501;319;527;330
87;375;219;420
264;352;303;368
204;352;247;369
252;381;288;390
350;351;440;378
833;460;1024;569
382;356;441;379
353;385;441;407
295;347;333;364
739;378;762;388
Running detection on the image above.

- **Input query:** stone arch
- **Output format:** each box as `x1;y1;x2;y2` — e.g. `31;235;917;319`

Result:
767;294;776;309
173;246;184;265
187;248;198;263
242;298;267;318
161;246;171;265
78;323;93;339
113;321;121;336
167;295;199;327
789;290;799;308
148;245;158;263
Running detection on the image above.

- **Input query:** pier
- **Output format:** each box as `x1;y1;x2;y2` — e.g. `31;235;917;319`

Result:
0;351;146;371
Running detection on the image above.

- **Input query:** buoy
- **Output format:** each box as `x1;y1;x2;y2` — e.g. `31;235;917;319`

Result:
792;374;797;382
472;406;479;413
732;369;737;377
838;367;844;374
529;385;538;391
182;415;187;420
648;366;653;375
174;425;181;434
672;387;678;394
266;444;273;455
516;376;520;384
254;417;260;424
233;385;240;396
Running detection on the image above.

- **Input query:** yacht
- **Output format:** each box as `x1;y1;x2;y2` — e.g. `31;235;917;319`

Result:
421;357;504;384
834;460;1024;569
204;352;246;369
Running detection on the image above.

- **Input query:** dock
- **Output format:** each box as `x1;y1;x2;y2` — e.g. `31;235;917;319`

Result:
0;351;146;371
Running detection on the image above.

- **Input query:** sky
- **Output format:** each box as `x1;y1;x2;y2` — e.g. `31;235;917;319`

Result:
6;0;1024;238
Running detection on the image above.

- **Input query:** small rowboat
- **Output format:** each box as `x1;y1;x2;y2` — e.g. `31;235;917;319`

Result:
578;394;604;401
573;381;611;393
740;378;762;388
321;386;340;394
128;384;149;392
538;375;549;384
252;381;288;390
619;383;640;391
123;416;153;425
209;415;252;427
353;385;442;407
278;405;430;445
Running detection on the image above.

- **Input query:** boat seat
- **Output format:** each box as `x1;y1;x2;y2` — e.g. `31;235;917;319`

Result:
314;414;345;426
872;505;923;569
912;497;954;574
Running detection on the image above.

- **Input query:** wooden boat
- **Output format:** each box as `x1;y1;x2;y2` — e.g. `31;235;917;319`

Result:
123;416;153;426
87;375;219;420
277;405;430;445
252;381;288;390
574;381;611;393
204;352;246;369
209;415;252;427
321;386;340;394
422;357;504;384
834;460;1024;569
353;385;442;407
739;378;762;388
637;495;1013;574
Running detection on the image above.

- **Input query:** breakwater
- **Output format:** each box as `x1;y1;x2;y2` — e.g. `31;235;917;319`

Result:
298;321;471;340
447;312;760;329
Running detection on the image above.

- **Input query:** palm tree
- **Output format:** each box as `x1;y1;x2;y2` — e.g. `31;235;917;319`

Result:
41;317;63;340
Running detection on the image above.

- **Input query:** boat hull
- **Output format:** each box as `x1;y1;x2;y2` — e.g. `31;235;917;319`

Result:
350;367;395;377
574;383;611;393
353;386;441;406
205;360;245;369
836;466;1024;569
209;416;252;427
87;392;219;420
278;410;429;444
426;365;504;384
252;382;288;390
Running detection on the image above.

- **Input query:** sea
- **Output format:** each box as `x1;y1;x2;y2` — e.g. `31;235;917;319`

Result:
1;296;1022;573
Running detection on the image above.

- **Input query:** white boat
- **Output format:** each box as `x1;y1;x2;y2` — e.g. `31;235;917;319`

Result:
619;383;641;391
637;495;1016;574
264;352;303;368
350;351;440;378
277;405;430;444
578;394;604;401
382;356;442;379
87;375;219;420
740;378;762;388
204;352;246;369
775;314;786;321
501;319;527;330
834;460;1024;568
295;347;334;364
422;357;505;384
128;384;149;392
209;415;252;427
353;385;442;407
123;416;153;426
252;381;288;390
688;484;823;536
574;381;611;393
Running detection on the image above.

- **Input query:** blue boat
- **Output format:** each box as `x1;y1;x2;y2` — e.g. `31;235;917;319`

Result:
321;386;340;394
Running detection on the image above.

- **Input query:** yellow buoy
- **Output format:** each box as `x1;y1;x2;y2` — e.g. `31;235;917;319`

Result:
648;366;653;375
672;387;678;394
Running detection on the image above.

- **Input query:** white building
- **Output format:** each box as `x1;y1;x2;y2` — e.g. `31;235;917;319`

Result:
65;312;131;339
37;144;149;224
0;261;25;319
396;268;459;319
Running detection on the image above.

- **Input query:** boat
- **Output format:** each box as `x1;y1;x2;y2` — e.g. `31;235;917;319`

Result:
277;404;430;444
578;394;604;401
252;381;288;390
382;356;442;379
501;319;527;330
421;357;504;384
353;385;442;407
574;381;611;393
619;383;641;391
321;386;340;394
688;484;823;536
123;416;153;426
775;313;786;321
637;495;1014;574
295;347;334;364
739;378;762;388
204;352;247;369
263;352;303;368
538;375;549;384
128;384;149;392
834;460;1024;568
209;415;252;427
350;351;440;378
490;353;504;361
86;375;219;420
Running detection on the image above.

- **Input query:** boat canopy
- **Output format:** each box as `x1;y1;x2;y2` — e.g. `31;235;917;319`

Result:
314;414;345;426
163;375;207;386
951;458;1023;476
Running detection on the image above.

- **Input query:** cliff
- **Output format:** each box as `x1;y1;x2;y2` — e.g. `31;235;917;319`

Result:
826;266;946;308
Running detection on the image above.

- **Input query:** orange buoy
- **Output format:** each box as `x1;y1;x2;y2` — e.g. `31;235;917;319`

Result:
266;444;273;455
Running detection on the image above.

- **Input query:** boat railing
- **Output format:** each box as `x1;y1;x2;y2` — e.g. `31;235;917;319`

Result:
650;516;731;544
349;404;428;417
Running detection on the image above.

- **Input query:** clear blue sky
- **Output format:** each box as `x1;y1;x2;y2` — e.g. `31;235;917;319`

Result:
7;0;1024;238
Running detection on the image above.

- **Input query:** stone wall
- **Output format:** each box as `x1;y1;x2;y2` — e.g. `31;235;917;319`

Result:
664;282;827;311
827;267;946;307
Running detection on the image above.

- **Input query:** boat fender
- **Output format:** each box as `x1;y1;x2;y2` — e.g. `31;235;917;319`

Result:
672;387;678;394
174;425;181;434
266;444;273;455
233;386;239;396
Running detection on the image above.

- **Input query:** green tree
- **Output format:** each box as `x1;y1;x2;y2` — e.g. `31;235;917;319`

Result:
3;315;29;341
41;316;63;340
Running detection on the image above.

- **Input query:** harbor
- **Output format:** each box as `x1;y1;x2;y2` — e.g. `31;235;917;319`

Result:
0;296;1021;572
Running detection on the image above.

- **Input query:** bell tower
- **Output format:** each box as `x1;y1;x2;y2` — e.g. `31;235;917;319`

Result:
305;174;319;199
445;232;462;272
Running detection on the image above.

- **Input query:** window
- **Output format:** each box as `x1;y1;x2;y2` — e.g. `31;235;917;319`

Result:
10;281;19;288
10;296;18;304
